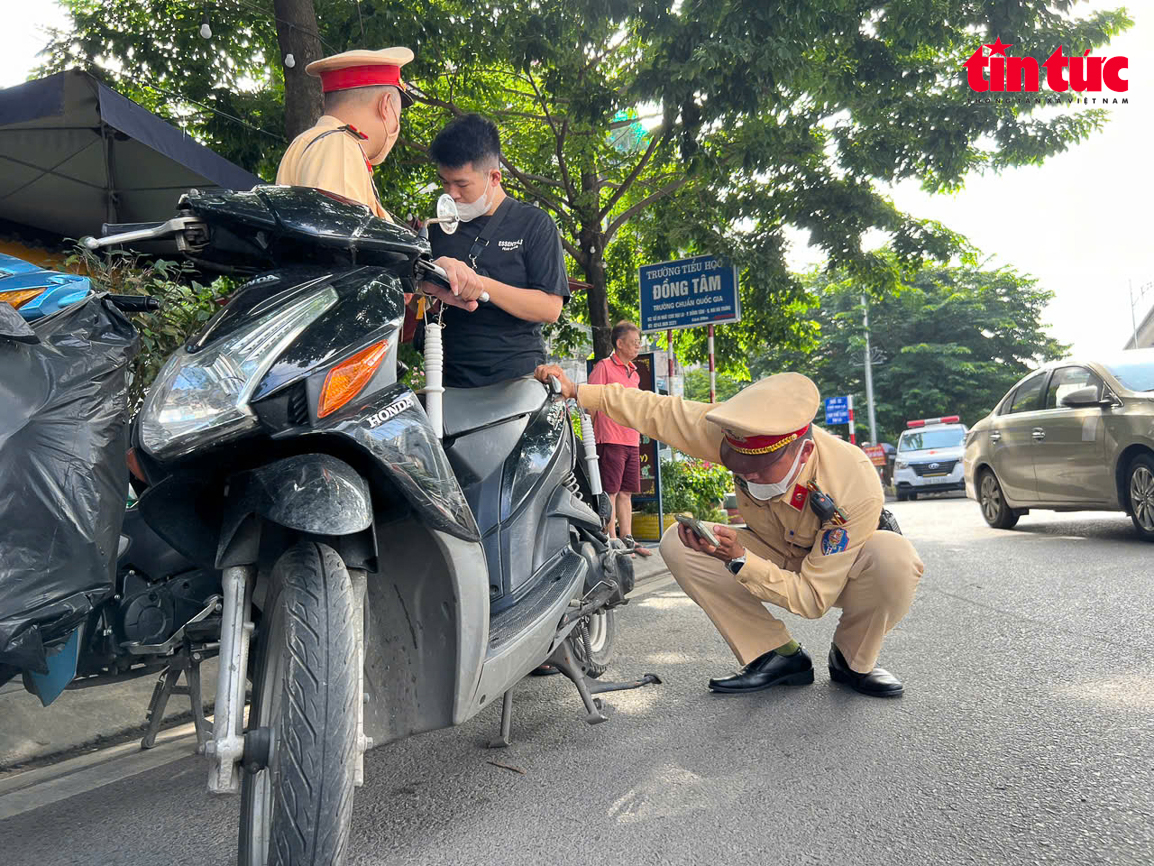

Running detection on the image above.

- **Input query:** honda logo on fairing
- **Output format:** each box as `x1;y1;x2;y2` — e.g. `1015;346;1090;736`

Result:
367;393;414;428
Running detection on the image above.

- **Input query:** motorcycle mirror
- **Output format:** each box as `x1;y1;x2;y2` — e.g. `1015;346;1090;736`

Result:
424;193;460;236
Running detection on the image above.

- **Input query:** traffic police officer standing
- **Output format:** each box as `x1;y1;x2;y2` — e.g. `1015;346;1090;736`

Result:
534;366;924;697
276;47;414;219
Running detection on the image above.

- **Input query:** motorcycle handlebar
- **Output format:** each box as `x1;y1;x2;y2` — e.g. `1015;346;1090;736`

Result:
416;259;489;303
107;294;161;313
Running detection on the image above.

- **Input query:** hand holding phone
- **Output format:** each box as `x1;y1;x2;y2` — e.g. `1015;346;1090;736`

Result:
675;514;720;547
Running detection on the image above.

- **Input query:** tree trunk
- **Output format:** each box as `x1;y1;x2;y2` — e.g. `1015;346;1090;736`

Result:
580;172;613;359
581;224;612;359
273;0;324;141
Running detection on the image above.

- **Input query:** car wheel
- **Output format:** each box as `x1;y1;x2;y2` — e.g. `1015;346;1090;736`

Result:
1126;453;1154;542
979;469;1019;529
896;491;909;502
908;492;918;502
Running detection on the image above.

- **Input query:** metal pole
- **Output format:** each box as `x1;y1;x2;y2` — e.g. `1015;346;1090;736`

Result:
861;294;878;443
656;440;665;540
1131;280;1139;350
707;325;716;403
667;329;675;388
848;394;856;446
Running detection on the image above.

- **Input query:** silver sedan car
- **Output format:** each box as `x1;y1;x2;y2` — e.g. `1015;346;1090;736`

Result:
963;350;1154;540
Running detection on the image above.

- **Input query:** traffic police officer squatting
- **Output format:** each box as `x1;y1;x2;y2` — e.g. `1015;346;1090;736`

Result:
533;366;925;697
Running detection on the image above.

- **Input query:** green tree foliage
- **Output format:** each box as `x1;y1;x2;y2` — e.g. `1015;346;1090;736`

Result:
752;263;1070;443
646;457;733;522
683;368;745;404
66;246;235;409
43;1;1130;367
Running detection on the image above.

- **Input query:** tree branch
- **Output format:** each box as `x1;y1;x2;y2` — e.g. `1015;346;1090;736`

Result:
526;69;576;203
500;157;578;232
581;34;629;74
560;236;583;261
598;127;668;220
491;109;552;123
606;176;691;240
518;172;565;188
408;89;465;117
608;113;662;129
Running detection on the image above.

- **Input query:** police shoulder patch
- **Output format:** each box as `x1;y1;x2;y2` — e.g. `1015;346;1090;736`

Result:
821;528;849;555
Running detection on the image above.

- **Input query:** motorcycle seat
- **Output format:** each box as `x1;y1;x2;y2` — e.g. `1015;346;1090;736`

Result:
442;376;547;438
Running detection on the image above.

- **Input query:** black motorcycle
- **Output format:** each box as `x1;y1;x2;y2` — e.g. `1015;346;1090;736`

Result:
6;185;656;864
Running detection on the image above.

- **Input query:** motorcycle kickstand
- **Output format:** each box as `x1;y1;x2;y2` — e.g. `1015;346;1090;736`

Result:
584;672;662;696
141;664;181;750
547;641;607;725
487;689;515;749
140;643;210;753
185;649;210;753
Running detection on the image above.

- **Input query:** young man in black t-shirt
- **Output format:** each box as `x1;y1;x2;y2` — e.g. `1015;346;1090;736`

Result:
420;114;570;389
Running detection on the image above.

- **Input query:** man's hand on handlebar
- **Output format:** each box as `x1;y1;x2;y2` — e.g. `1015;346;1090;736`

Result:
419;257;485;311
533;365;578;400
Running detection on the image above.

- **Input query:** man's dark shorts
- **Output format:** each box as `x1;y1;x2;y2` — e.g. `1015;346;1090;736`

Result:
597;443;641;495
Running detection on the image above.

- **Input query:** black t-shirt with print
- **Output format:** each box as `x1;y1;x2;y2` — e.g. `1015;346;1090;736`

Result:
429;197;570;388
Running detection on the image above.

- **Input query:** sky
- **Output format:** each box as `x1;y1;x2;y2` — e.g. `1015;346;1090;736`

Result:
2;1;1150;359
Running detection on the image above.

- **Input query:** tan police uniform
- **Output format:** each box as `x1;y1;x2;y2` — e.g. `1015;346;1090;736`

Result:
577;373;924;674
275;47;415;220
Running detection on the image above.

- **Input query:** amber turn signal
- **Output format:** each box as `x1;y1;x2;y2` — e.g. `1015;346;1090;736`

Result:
317;340;390;418
0;288;46;309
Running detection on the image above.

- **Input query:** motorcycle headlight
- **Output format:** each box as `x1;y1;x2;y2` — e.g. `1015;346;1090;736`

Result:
140;288;338;459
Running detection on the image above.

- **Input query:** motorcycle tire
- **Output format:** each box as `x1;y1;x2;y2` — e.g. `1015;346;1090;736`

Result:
570;609;617;679
238;542;359;866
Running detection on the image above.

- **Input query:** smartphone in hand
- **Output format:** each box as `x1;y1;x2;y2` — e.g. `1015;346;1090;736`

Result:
675;514;720;547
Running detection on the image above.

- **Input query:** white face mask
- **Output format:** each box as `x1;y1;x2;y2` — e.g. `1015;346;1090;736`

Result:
367;96;401;166
743;444;808;501
456;176;494;222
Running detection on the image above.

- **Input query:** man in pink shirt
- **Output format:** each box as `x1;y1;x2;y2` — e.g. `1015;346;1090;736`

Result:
588;321;652;556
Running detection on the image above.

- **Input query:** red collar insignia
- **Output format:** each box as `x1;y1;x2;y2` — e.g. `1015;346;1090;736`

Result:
789;483;809;512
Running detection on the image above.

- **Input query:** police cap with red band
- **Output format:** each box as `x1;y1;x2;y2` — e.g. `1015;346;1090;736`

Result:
706;372;821;475
306;47;415;107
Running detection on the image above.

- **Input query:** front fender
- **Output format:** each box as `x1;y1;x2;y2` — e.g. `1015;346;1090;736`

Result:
216;454;371;567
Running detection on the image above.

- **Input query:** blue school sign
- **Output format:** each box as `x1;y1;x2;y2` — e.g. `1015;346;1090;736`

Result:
639;255;741;332
824;396;850;425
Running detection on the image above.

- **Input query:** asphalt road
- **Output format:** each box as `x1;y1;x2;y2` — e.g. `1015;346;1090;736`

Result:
2;494;1152;865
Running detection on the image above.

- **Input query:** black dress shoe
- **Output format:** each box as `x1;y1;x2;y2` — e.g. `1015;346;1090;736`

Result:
828;644;903;697
708;646;814;693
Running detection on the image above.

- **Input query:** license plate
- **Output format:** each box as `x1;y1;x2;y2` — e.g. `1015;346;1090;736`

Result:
923;472;947;478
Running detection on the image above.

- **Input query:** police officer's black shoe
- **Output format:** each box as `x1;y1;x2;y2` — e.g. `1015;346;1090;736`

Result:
708;646;814;693
828;643;903;697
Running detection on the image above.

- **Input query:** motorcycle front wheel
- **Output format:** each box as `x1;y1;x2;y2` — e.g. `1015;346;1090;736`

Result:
239;542;359;866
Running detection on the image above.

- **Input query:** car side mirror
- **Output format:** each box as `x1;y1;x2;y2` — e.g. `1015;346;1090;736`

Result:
1059;385;1106;408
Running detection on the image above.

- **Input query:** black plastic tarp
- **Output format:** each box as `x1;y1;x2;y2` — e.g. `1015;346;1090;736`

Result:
0;295;138;674
0;69;263;239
